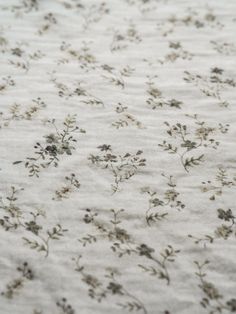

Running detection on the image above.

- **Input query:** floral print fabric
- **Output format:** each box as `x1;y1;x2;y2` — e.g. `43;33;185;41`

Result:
0;0;236;314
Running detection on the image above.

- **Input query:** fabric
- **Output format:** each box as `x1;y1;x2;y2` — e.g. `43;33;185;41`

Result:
0;0;236;314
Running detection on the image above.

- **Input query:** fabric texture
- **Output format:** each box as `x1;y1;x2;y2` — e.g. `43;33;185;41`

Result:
0;1;236;314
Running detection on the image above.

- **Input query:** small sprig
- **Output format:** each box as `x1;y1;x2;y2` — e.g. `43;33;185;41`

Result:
0;76;15;93
107;270;148;314
13;115;85;177
102;65;135;89
38;13;57;35
88;145;146;193
138;244;180;285
159;114;227;172
74;256;147;313
158;41;193;64
141;173;185;225
201;167;236;200
79;208;179;285
194;260;236;313
146;76;183;110
211;40;236;55
0;98;46;128
79;208;131;247
188;208;235;247
156;8;223;38
56;298;75;314
0;186;25;231
73;255;107;302
112;103;144;129
184;68;236;107
110;23;141;52
1;262;34;299
53;173;80;201
0;187;67;257
23;224;68;257
50;73;104;106
82;2;109;30
60;41;97;72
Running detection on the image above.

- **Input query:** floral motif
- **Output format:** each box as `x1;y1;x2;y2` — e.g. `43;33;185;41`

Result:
157;7;223;37
201;167;236;200
79;208;179;285
194;261;236;313
1;262;34;299
0;187;67;257
56;298;75;314
211;41;236;55
59;41;97;71
102;65;135;89
38;13;57;35
145;76;183;109
74;256;148;313
112;103;144;129
184;68;236;107
141;173;185;225
189;208;235;246
53;173;80;201
110;23;141;52
159;114;229;172
158;41;193;64
0;76;15;93
13;115;85;177
0;98;46;128
88;145;146;193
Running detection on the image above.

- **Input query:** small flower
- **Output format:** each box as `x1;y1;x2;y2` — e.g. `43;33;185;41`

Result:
83;214;93;224
60;142;72;155
103;154;117;162
74;87;86;96
217;208;234;221
25;221;42;235
205;13;216;22
165;189;179;201
115;227;130;242
97;144;111;152
11;48;23;57
45;134;59;143
215;225;232;239
136;244;154;259
201;281;221;300
211;67;224;75
45;144;58;156
107;282;123;295
83;275;100;289
88;155;101;163
227;299;236;311
148;87;162;98
150;198;164;207
169;41;181;49
168;99;182;108
115;34;125;41
180;140;197;149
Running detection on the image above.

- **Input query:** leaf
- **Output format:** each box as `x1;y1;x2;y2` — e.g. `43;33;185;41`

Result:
184;154;204;171
13;161;22;165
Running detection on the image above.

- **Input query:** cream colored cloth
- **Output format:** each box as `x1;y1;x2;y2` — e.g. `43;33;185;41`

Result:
0;0;236;314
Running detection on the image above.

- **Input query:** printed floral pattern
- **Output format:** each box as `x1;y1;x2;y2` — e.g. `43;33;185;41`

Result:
0;0;235;314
